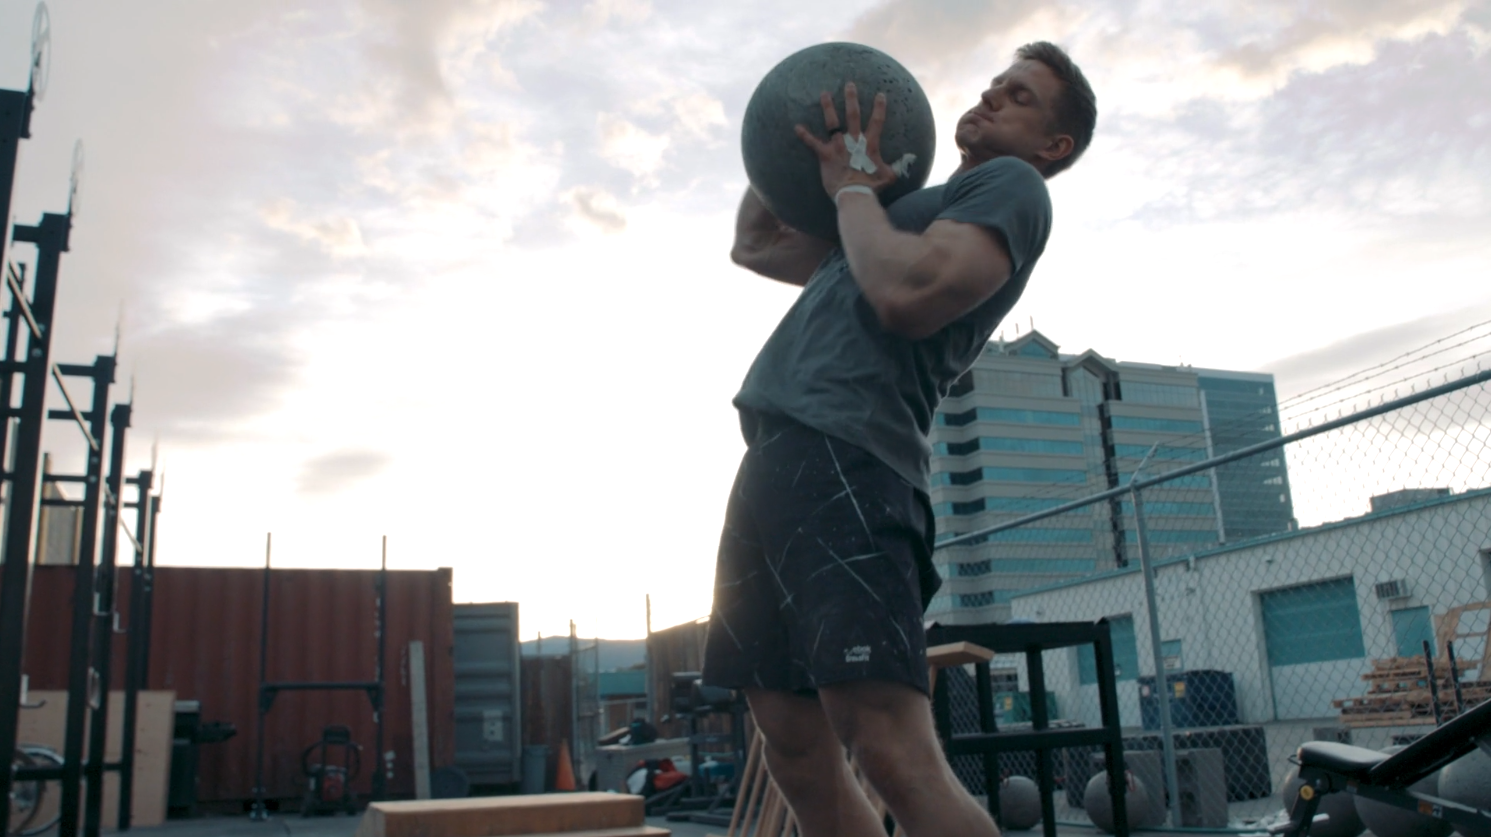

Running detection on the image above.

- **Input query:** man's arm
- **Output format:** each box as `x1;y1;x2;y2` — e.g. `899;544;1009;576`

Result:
730;187;836;287
835;192;1011;340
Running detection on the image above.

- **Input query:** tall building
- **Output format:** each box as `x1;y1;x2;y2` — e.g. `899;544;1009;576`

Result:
927;331;1293;625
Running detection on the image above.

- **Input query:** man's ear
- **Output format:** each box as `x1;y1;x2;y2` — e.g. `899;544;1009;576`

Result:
1037;134;1075;168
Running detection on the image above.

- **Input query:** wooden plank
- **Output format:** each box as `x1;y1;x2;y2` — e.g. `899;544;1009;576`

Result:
355;792;644;837
15;690;175;831
503;823;667;829
927;641;994;667
409;640;432;801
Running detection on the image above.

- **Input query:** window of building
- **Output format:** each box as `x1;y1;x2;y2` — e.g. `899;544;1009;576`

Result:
1113;444;1208;461
955;558;1098;574
939;408;1082;427
1120;382;1200;407
958;590;1016;608
1123;529;1218;545
1119;500;1216;517
1391;606;1435;659
1077;615;1139;684
1260;578;1366;666
1110;416;1205;434
984;370;1065;397
936;437;1084;457
931;496;1071;519
1118;472;1212;489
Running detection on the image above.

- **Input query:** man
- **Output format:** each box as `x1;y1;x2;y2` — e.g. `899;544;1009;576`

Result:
702;42;1096;836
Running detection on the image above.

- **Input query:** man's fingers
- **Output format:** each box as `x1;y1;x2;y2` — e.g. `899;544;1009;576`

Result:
867;92;887;146
794;124;827;156
819;91;840;133
844;82;861;136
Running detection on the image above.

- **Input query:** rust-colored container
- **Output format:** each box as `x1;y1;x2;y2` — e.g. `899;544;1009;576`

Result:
24;565;455;803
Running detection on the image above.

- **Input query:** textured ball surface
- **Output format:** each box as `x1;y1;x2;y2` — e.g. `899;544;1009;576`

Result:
999;775;1043;830
1281;767;1364;837
1355;747;1452;837
1439;746;1491;837
1084;771;1151;834
741;41;936;241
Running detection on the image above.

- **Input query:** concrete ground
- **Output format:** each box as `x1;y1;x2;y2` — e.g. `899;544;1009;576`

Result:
118;813;716;836
111;812;1191;837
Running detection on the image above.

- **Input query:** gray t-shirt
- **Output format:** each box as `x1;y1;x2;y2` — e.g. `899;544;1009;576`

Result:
733;156;1053;493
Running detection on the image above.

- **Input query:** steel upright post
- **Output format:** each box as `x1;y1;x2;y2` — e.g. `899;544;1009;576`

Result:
0;212;70;830
57;356;116;837
250;534;272;821
83;403;130;837
0;86;35;272
1132;486;1184;829
372;536;388;802
117;468;154;831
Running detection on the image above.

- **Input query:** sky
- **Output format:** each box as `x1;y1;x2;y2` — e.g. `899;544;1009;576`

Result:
2;0;1489;640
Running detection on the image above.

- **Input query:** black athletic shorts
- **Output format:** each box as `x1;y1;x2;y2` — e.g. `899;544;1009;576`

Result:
701;411;942;696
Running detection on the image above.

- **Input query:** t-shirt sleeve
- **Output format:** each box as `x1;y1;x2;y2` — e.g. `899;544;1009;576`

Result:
934;158;1052;277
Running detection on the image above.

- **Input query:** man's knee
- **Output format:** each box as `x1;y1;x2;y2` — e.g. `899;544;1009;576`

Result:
819;680;945;804
745;689;844;782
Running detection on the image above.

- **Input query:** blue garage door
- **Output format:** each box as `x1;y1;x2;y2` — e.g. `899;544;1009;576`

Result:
1260;578;1366;665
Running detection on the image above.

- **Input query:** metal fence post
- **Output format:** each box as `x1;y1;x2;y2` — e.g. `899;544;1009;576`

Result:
1130;446;1183;829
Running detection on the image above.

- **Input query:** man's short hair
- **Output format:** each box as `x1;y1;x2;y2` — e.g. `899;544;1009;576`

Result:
1016;41;1096;177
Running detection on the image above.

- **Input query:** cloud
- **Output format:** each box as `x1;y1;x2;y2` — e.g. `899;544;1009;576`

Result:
597;113;673;182
260;199;369;258
563;186;628;232
1261;304;1491;401
1112;29;1491;228
297;448;393;495
846;0;1043;67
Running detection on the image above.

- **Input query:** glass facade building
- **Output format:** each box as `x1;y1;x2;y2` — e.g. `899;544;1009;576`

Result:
926;331;1293;624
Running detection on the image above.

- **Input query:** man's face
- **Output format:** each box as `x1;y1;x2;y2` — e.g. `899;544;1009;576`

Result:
954;59;1067;171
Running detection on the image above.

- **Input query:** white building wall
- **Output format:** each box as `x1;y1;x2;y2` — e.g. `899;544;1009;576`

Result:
1010;491;1491;726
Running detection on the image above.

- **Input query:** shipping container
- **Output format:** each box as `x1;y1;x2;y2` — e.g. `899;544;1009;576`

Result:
451;602;521;787
24;565;455;804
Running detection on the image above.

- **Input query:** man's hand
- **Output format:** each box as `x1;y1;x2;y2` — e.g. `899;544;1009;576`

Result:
795;82;899;200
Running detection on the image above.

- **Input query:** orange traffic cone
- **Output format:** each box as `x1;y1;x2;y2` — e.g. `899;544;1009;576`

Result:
554;739;577;792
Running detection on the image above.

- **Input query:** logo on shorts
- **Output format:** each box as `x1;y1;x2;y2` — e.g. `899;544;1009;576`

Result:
844;645;871;663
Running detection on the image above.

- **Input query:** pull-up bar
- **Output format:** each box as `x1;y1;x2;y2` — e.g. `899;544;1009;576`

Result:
248;534;389;821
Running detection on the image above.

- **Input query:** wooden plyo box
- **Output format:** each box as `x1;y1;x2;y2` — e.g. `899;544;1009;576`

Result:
354;792;668;837
16;690;175;831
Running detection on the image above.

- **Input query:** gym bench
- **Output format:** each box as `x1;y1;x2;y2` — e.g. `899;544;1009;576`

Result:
1273;696;1491;837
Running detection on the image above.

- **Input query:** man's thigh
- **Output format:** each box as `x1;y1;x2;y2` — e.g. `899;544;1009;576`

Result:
746;416;935;695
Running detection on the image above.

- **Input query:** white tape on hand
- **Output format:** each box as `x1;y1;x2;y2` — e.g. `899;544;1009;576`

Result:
843;133;877;174
834;184;876;207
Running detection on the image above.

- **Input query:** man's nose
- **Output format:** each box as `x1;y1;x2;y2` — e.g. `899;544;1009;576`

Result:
981;87;1003;109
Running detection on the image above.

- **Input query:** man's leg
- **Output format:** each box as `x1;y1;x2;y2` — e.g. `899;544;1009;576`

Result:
820;679;1001;837
744;687;886;837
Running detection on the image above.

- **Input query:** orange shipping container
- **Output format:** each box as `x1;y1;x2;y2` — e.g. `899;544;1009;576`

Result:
23;565;455;804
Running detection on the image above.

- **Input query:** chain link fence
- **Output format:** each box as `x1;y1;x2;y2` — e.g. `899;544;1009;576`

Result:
931;345;1491;831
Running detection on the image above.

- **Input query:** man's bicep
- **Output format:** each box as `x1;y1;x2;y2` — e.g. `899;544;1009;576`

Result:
924;218;1013;304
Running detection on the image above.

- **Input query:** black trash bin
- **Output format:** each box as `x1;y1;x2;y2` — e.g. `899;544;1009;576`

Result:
167;701;236;818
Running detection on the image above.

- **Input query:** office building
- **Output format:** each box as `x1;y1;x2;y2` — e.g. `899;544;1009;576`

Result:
927;331;1293;624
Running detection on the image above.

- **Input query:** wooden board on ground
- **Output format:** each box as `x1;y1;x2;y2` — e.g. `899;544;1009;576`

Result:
354;792;645;837
926;641;994;667
16;690;175;831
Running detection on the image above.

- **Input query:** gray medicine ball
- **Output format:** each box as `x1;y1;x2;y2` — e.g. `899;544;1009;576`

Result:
741;42;936;241
1084;770;1151;834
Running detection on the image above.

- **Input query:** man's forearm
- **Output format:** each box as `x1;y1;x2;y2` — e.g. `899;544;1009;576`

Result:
835;190;939;326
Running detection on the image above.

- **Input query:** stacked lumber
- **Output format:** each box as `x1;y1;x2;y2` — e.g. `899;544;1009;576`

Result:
354;792;668;837
1334;657;1490;728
